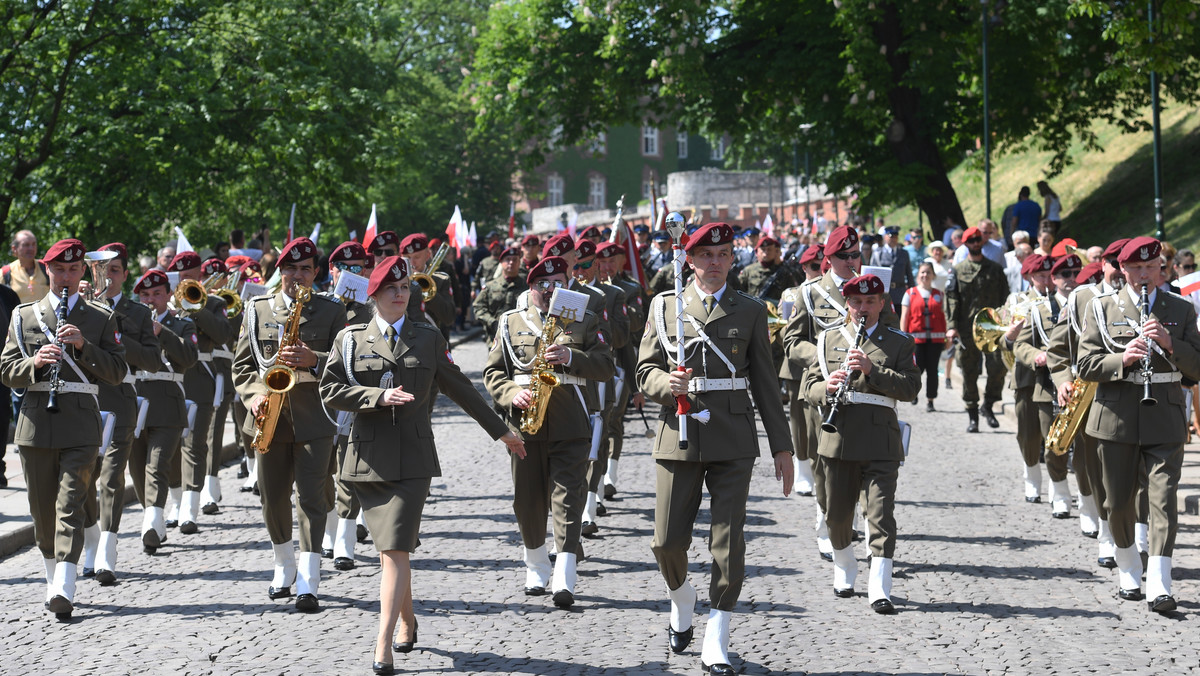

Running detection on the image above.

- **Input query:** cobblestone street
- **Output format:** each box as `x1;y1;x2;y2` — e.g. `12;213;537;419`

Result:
1;336;1198;675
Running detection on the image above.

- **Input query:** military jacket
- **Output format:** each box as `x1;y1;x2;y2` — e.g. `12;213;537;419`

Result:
802;322;919;462
233;290;347;442
945;256;1008;330
738;261;800;305
99;294;161;432
321;319;510;481
484;307;615;442
1010;289;1062;401
1077;286;1200;445
137;312;199;427
637;283;793;462
0;294;126;448
182;294;234;406
782;272;899;382
1046;282;1109;390
475;256;500;287
473;276;528;339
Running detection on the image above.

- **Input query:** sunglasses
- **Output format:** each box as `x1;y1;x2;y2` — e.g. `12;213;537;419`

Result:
807;263;822;271
334;262;364;274
574;260;594;270
1180;264;1197;272
376;248;398;257
964;237;982;244
534;280;565;293
1105;257;1119;267
833;251;862;260
1055;271;1076;279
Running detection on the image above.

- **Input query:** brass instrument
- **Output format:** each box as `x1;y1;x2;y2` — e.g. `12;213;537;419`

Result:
971;308;1016;370
170;279;207;317
1139;285;1156;406
412;243;450;302
519;315;562;435
1044;378;1097;456
251;285;312;453
84;250;119;301
765;301;788;341
46;286;68;413
211;271;244;318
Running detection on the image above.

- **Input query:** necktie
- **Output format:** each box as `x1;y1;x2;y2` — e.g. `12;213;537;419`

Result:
107;298;115;309
386;326;398;353
703;295;715;317
1048;294;1060;324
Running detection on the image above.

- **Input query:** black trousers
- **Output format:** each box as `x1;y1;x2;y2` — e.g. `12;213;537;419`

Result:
913;342;944;400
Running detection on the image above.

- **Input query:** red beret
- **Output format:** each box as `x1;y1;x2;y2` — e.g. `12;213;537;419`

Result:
225;254;251;270
364;252;375;268
1050;238;1078;258
577;226;601;241
239;259;263;276
429;238;443;250
756;236;780;250
595;241;622;259
42;239;86;264
488;241;503;253
1021;254;1052;276
370;231;400;252
527;256;569;286
169;251;202;272
1103;238;1131;259
134;269;169;293
279;237;318;263
574;239;596;259
400;233;429;255
500;246;521;259
685;222;734;252
329;241;367;263
962;226;982;242
542;234;575;258
201;258;227;276
521;234;540;247
1050;254;1082;276
799;243;823;266
842;274;886;297
1119;236;1162;264
98;243;127;261
367;256;409;296
823;226;858;258
1076;262;1103;286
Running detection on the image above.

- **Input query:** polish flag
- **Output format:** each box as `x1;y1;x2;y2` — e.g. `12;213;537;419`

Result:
762;213;775;238
362;204;378;249
508;202;516;239
1179;270;1200;295
445;205;468;252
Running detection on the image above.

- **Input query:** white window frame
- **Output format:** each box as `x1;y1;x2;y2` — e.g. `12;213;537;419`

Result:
642;125;659;156
547;173;564;207
588;176;606;208
677;132;688;159
589;132;607;155
709;135;726;161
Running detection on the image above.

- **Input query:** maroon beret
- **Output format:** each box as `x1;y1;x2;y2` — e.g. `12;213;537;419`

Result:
370;231;400;252
542;234;575;258
799;243;823;266
823;226;858;258
329;241;367;263
42;239;86;264
685;222;734;252
367;256;409;296
756;236;780;250
1021;254;1051;276
1050;255;1082;277
595;241;623;259
842;274;886;297
225;255;252;270
364;252;375;269
577;225;601;241
98;242;127;261
279;237;318;263
134;269;169;293
1103;238;1131;259
527;256;569;286
201;258;227;276
1118;236;1161;264
521;234;540;247
1076;261;1104;286
574;239;596;259
168;251;202;272
400;233;429;255
500;246;521;259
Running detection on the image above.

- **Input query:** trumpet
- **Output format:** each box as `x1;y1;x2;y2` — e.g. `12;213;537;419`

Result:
169;279;207;317
412;243;450;302
214;269;244;318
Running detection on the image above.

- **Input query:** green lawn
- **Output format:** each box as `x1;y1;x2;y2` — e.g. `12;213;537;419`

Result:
884;103;1200;251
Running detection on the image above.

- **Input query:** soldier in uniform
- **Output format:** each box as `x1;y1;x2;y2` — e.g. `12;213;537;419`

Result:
637;222;793;675
737;235;800;305
233;237;347;612
483;256;615;609
368;231;401;259
472;246;526;341
802;273;919;613
518;234;541;275
474;240;504;289
228;256;264;495
129;270;199;555
1;238;127;619
165;251;233;534
944;225;1010;433
776;242;824;496
199;256;237;516
79;243;161;584
1077;236;1200;613
646;230;672;276
400;234;455;340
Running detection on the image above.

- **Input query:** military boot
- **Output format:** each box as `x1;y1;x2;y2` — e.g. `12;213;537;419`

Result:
967;407;980;433
980;401;1000;428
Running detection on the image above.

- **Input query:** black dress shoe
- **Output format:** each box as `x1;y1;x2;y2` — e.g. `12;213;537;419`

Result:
581;522;599;537
372;661;394;675
1098;556;1117;569
357;524;368;543
524;586;547;596
334;557;355;571
702;661;736;675
819;551;833;562
82;567;95;578
392;620;418;653
1051;510;1070;519
142;529;160;555
552;589;574;608
667;625;693;654
595;502;607;517
44;599;72;621
295;593;320;612
239;484;254;493
1149;594;1177;613
603;484;617;499
179;521;198;535
252;483;260;496
833;587;855;598
926;401;935;412
797;488;814;497
966;410;979;433
1118;587;1144;601
1082;530;1099;539
237;461;249;479
165;518;178;529
1025;496;1042;504
96;569;116;586
322;548;334;559
268;585;293;599
201;502;219;515
872;598;896;614
981;405;1000;428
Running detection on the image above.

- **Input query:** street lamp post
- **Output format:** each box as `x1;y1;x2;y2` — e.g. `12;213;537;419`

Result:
1149;0;1166;241
981;0;992;221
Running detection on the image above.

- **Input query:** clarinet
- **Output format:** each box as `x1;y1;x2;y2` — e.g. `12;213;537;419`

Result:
1139;284;1157;407
821;314;869;433
46;286;68;413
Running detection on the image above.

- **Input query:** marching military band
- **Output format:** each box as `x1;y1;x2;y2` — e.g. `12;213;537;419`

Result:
2;221;1196;674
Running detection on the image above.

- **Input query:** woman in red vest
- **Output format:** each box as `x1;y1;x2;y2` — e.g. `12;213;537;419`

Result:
900;262;947;412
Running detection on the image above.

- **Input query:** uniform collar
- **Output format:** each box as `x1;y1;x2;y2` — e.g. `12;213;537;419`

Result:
1125;284;1157;308
46;290;81;315
691;281;727;304
374;314;406;337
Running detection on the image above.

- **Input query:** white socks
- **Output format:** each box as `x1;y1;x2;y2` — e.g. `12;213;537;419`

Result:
603;459;619;490
243;454;257;490
42;558;55;601
333;518;355;560
97;531;119;573
1146;556;1172;599
1114;545;1143;592
142;506;166;538
584;491;599;524
524;545;552;589
180;490;201;524
815;510;833;555
82;523;101;570
166;487;183;522
1097;519;1116;559
321;508;337;551
552;551;577;594
271;542;297;589
1050;480;1070;514
832;545;857;592
201;475;222;505
1135;522;1149;553
296;551;321;596
700;609;732;667
1023;464;1042;500
868;557;893;603
793;457;814;494
668;579;697;632
1078;493;1100;534
51;561;78;602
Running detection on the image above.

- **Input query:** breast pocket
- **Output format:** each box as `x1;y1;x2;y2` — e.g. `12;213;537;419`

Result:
300;328;325;351
402;355;432;393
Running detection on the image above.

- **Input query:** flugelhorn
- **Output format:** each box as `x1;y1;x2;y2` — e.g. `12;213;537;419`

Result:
412;243;450;302
169;279;207;317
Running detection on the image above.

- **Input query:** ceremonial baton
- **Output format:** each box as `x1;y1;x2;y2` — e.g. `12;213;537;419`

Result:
666;211;689;450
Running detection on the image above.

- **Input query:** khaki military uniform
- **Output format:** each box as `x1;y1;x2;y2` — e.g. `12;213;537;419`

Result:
484;307;614;558
406;271;455;339
331;298;372;525
178;294;234;493
605;274;646;465
475;255;501;287
0;294;127;563
473;276;528;340
1011;291;1070;484
738;261;800;305
945;256;1010;410
233;290;346;553
637;284;793;610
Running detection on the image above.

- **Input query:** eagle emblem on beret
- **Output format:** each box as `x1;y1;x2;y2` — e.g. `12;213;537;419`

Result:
859;280;870;293
544;261;553;273
391;264;401;277
710;229;720;243
64;249;74;262
1140;247;1150;260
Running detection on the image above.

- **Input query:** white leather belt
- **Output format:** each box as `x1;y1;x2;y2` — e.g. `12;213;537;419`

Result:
212;349;235;361
1124;371;1181;385
196;352;213;362
688;377;748;394
122;374;137;385
843;391;897;408
514;373;586;387
27;381;99;395
137;371;184;383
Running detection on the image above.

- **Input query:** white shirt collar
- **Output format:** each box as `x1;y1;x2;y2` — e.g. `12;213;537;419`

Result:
1125;284;1157;308
831;272;849;288
693;281;727;305
375;314;406;337
47;291;80;315
109;292;123;306
863;322;879;338
157;309;170;323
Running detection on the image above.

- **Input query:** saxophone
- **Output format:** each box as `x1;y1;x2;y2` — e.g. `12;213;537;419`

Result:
252;285;312;453
1044;378;1097;456
519;315;561;435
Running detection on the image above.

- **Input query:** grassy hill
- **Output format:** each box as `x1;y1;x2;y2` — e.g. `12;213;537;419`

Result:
884;102;1200;251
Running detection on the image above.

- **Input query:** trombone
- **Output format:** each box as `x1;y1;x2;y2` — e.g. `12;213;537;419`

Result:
411;243;449;302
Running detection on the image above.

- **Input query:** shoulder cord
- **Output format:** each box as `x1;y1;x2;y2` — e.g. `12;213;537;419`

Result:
809;282;848;330
246;299;279;375
652;294;706;366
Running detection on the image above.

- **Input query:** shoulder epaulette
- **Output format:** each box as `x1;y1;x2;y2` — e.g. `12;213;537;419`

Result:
736;290;766;306
84;298;114;313
307;293;342;308
411;320;438;331
887;326;911;337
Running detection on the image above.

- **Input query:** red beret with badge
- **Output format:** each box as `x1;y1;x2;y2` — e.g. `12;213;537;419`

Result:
527;256;569;286
842;274;886;297
400;233;429;255
168;251;202;272
1076;261;1103;285
1050;254;1082;277
521;234;540;247
370;231;400;253
542;234;575;258
225;254;251;270
595;241;622;259
134;269;169;293
1118;236;1161;264
500;246;521;259
1021;254;1051;276
42;239;86;264
98;242;127;262
577;225;601;241
684;222;734;252
201;257;227;276
239;259;263;277
279;237;318;262
1103;238;1131;259
962;226;982;242
330;241;367;263
823;226;858;258
574;239;596;259
367;256;410;296
799;243;823;266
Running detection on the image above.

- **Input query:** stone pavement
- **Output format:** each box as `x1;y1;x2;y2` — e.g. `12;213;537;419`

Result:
0;337;1198;675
